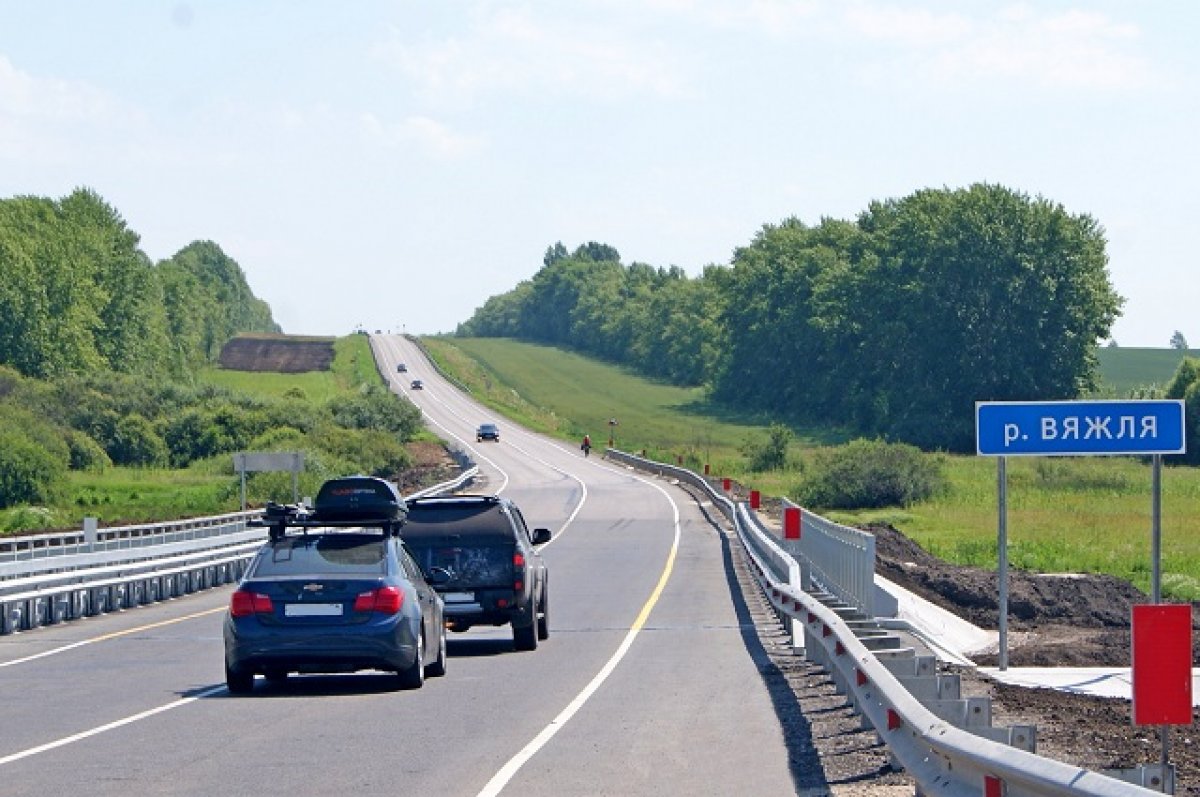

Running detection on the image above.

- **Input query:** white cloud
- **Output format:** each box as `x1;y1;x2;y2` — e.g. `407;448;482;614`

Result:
954;7;1152;90
360;112;487;158
374;6;689;105
842;3;1155;91
844;5;972;46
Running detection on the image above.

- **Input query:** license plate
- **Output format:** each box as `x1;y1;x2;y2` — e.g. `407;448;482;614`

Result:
285;602;343;617
444;592;475;603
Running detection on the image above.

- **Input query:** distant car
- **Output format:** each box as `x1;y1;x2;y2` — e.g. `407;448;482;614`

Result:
223;476;448;694
402;494;550;651
397;363;408;373
476;423;500;442
410;379;423;390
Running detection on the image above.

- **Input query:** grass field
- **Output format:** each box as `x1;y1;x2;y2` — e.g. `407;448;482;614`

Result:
1094;346;1199;397
424;336;1200;600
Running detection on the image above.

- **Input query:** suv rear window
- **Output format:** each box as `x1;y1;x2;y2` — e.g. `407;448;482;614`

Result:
252;534;387;577
407;543;512;589
402;502;514;541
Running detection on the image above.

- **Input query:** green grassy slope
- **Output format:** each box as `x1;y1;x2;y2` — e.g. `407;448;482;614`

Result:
1095;347;1199;396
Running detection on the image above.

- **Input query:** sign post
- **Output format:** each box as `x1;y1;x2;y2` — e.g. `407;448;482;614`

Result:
232;451;306;510
976;399;1186;766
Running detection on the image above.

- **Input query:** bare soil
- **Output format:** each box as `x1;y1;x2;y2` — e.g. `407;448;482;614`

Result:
218;334;336;373
867;521;1200;792
394;441;462;493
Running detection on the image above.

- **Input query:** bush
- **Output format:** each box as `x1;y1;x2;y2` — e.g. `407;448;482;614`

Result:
328;385;421;438
0;428;67;508
108;414;169;467
313;426;411;478
741;423;793;471
66;430;111;472
797;438;945;510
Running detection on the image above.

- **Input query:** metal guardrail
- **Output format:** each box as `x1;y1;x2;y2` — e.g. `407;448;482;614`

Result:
0;466;479;636
0;511;262;564
606;448;1165;796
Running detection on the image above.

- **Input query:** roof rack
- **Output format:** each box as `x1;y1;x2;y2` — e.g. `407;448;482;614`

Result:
251;501;406;541
406;494;501;506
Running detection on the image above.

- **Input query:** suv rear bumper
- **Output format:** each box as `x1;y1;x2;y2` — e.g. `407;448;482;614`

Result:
443;601;532;632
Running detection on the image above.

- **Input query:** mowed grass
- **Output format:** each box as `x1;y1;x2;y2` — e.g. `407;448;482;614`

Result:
1094;346;1199;397
422;336;1200;599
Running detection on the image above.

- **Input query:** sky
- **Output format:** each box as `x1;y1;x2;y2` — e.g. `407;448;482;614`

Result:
0;1;1196;347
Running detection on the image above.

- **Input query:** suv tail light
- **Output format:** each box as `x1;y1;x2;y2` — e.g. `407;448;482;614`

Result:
513;552;526;592
354;586;404;614
230;590;274;617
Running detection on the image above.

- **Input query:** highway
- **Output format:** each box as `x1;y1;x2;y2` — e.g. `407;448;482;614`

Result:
0;334;802;796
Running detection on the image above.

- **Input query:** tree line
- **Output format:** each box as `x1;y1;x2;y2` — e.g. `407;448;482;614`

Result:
0;187;278;379
457;183;1123;451
0;188;426;521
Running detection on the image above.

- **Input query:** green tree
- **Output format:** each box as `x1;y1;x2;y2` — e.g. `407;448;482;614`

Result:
849;184;1122;449
1166;357;1200;464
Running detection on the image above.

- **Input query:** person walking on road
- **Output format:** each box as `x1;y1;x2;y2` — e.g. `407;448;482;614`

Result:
581;434;592;457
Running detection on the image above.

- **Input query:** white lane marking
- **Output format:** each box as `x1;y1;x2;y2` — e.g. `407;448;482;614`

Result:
0;607;226;669
475;473;682;797
0;685;227;766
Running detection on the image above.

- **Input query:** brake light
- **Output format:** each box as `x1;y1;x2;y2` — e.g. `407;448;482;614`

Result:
230;590;273;617
513;551;525;593
354;586;404;614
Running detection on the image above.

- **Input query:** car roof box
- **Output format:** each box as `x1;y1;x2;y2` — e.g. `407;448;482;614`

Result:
313;476;406;522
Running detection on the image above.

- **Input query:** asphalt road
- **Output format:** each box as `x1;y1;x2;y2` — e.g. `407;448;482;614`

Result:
0;335;802;796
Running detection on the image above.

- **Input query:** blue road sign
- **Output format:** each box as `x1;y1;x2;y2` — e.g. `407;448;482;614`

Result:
976;400;1186;456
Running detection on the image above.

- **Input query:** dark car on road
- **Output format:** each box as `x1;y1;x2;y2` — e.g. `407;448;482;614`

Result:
410;379;423;390
396;363;407;373
223;477;448;693
476;423;500;442
402;494;550;651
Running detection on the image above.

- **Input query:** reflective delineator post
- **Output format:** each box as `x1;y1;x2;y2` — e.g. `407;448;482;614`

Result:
784;507;800;539
750;490;761;509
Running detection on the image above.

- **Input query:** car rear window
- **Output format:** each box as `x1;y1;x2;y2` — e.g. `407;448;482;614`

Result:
252;533;388;577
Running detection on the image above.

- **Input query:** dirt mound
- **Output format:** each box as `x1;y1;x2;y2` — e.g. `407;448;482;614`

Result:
867;522;1200;667
394;442;461;493
218;335;336;373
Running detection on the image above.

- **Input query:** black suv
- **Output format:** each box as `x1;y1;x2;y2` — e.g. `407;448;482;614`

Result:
402;494;550;651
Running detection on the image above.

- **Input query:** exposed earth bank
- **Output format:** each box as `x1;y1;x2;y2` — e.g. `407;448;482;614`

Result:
868;520;1200;793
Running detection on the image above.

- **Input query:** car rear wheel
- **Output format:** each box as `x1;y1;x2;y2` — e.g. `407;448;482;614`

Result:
426;625;447;678
225;662;254;695
397;627;426;689
513;620;538;651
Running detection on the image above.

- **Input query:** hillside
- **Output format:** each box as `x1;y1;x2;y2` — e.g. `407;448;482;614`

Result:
1095;346;1198;395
